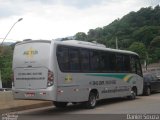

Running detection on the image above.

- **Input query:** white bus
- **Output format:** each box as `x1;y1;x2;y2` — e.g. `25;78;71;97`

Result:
12;40;143;108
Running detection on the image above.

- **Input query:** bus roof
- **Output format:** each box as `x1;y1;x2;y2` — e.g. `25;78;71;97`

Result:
54;40;139;56
15;40;51;46
15;39;138;56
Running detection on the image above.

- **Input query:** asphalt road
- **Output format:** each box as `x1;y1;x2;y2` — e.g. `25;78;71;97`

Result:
4;92;160;120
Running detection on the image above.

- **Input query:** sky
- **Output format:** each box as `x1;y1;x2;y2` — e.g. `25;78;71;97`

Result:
0;0;160;42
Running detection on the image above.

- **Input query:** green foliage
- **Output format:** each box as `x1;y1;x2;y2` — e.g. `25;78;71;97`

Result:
75;32;87;41
128;42;146;60
0;46;13;88
74;5;160;63
150;36;160;48
148;36;160;63
132;26;160;46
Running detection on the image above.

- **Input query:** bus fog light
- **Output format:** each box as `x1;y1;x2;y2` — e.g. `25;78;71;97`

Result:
39;92;46;95
47;81;53;86
74;88;79;92
57;90;63;94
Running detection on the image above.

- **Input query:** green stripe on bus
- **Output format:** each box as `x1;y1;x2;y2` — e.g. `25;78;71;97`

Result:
85;73;133;82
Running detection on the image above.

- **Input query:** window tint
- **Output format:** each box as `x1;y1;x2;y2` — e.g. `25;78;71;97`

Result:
136;58;142;75
57;46;69;71
151;74;158;81
123;55;130;72
69;48;80;71
80;49;90;72
90;51;100;72
130;56;142;76
109;53;116;72
144;74;153;81
116;54;124;72
115;54;131;73
57;45;141;75
99;52;110;72
130;56;136;73
135;56;142;76
148;75;153;81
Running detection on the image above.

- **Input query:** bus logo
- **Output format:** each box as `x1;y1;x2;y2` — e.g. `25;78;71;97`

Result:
23;48;38;58
65;74;72;83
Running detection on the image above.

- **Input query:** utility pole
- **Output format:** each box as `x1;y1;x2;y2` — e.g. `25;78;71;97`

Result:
116;36;118;49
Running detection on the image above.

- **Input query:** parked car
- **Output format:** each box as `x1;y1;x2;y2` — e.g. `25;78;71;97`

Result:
143;73;160;96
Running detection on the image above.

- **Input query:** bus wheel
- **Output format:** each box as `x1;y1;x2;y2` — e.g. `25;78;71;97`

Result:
85;92;97;109
128;88;137;100
53;101;68;108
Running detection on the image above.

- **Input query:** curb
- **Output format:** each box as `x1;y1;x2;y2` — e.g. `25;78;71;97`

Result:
0;102;53;114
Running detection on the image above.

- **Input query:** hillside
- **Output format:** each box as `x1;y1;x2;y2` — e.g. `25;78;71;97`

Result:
75;5;160;64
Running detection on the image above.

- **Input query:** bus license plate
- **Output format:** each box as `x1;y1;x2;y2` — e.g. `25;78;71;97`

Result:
25;92;35;97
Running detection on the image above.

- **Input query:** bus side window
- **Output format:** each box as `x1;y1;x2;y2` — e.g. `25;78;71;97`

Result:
116;54;124;72
123;55;130;72
80;49;90;72
109;53;116;72
135;57;142;76
99;52;109;72
90;50;100;72
57;46;69;72
69;48;80;72
130;56;136;73
130;56;142;76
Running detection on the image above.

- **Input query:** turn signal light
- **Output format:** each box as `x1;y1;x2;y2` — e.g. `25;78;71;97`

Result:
47;70;54;87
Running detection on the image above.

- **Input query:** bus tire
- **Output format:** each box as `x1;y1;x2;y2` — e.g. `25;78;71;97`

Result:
53;101;68;108
128;87;137;100
85;92;97;109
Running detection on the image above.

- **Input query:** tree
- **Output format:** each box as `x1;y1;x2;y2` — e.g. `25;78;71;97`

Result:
149;36;160;63
129;42;146;61
74;32;87;41
132;26;159;47
0;46;13;88
150;36;160;48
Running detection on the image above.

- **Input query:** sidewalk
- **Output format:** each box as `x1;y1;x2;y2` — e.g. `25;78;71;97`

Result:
0;91;52;114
